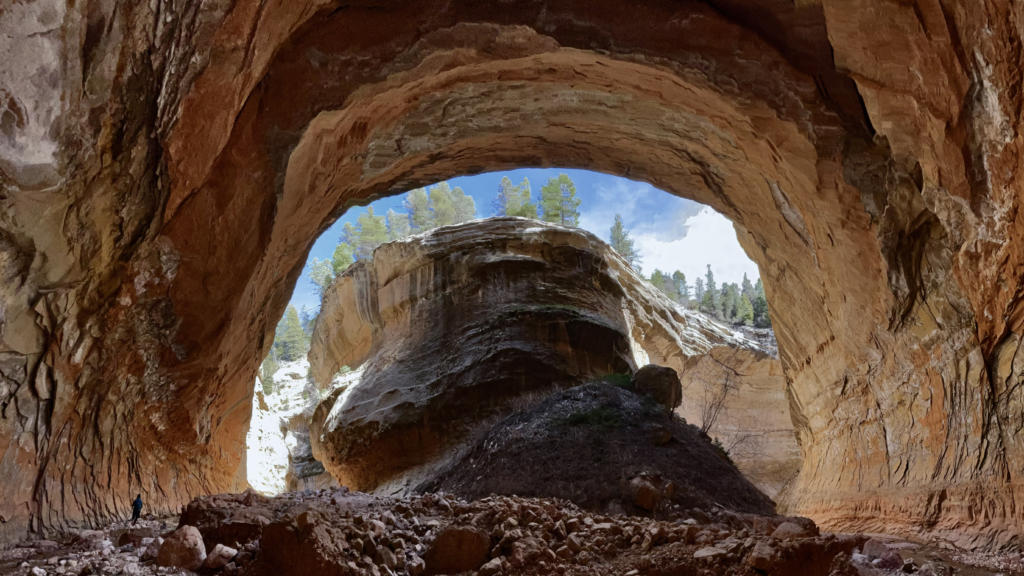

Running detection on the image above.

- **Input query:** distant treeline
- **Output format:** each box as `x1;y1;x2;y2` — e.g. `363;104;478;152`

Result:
607;213;770;328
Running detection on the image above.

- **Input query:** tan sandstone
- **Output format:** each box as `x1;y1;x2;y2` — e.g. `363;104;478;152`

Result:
0;0;1021;552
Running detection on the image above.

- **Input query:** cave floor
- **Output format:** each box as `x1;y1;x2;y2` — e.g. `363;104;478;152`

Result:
1;489;1021;576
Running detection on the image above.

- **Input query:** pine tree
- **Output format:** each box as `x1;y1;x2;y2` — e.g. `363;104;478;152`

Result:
340;222;357;250
259;350;279;396
275;305;308;362
429;182;456;227
494;177;513;216
496;177;537;218
650;269;667;293
299;306;316;337
494;177;519;216
354;206;388;259
332;242;354;275
450;185;476;223
405;188;433;231
738;294;755;326
701;264;720;318
721;283;740;322
609;214;641;269
694;277;705;305
752;278;771;328
510;178;537;218
539;174;580;226
672;271;689;306
309;258;334;295
741;273;755;302
386;209;411;241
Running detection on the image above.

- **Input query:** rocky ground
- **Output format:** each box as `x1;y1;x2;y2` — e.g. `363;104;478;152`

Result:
3;489;1021;576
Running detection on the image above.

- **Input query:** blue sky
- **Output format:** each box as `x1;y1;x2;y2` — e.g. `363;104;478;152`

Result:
290;168;760;313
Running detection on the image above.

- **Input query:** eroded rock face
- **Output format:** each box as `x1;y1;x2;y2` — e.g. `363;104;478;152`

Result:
1;0;1022;550
675;345;801;500
308;218;790;495
308;218;639;490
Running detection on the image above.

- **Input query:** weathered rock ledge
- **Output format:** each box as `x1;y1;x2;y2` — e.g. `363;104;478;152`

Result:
307;218;796;496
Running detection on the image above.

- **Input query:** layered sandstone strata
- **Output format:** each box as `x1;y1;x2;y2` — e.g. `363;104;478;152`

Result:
675;345;800;500
307;218;639;490
0;0;1022;550
308;218;795;496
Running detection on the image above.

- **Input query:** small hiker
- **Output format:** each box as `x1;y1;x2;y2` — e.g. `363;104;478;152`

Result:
131;493;143;525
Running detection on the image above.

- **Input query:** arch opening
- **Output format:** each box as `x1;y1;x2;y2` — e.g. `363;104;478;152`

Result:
245;168;792;503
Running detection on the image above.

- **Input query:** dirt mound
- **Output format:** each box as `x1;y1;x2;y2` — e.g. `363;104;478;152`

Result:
418;382;775;517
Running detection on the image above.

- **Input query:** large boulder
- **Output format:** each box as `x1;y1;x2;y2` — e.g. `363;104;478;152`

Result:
308;220;771;491
156;525;206;570
632;364;682;410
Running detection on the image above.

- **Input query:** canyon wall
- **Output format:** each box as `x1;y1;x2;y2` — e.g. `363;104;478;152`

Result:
675;345;800;500
0;0;1021;550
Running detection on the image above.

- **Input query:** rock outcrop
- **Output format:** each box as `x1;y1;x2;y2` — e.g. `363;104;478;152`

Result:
1;0;1023;551
308;218;788;494
308;218;639;490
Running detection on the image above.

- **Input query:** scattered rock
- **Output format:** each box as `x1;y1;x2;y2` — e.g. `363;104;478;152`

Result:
629;476;662;512
862;537;891;558
479;556;503;576
694;546;727;560
747;540;776;570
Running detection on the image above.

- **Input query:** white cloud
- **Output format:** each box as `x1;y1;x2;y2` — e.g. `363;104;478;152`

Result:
578;179;650;236
579;179;700;244
632;207;760;284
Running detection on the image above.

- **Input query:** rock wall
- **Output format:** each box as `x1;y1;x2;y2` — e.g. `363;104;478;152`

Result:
0;0;1022;550
675;347;800;500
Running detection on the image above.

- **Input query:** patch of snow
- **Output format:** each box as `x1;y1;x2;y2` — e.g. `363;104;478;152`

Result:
246;359;364;494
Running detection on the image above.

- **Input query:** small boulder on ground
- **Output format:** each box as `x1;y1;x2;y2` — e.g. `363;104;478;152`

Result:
862;537;891;558
747;541;777;570
203;543;238;570
629;475;662;511
156;525;206;570
425;525;491;574
632;365;682;410
771;519;818;540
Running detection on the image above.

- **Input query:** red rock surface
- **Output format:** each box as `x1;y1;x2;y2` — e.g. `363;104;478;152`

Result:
0;0;1022;552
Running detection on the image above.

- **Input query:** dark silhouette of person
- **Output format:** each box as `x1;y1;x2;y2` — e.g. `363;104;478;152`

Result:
131;494;143;525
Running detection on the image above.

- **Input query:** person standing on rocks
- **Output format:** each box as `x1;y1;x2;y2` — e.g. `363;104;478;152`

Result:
131;494;143;525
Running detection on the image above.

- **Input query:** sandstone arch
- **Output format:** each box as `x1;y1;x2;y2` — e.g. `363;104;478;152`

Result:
1;0;1021;550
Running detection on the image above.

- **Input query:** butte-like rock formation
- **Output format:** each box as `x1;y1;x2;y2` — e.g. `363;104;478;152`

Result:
1;0;1023;551
307;217;795;499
